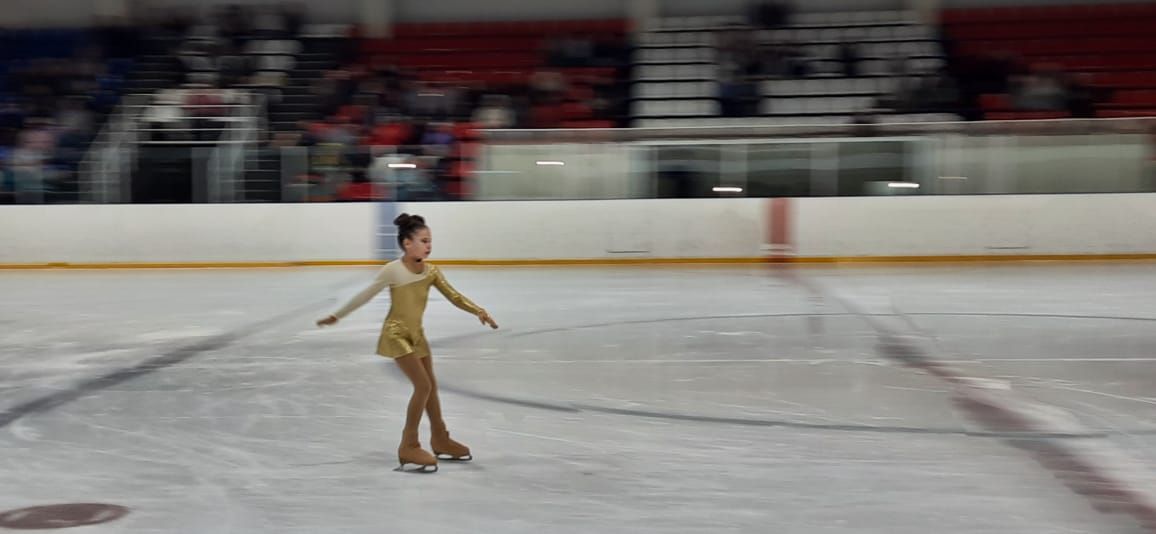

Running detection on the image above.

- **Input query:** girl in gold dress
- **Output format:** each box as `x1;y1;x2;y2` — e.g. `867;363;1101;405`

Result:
317;213;498;472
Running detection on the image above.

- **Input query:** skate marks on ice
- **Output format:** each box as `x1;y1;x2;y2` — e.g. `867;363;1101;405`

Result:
771;267;1156;532
0;296;336;430
0;268;386;429
415;314;1156;439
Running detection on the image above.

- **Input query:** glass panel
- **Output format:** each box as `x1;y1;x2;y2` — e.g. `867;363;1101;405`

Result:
254;120;1156;203
477;143;648;200
652;144;722;198
836;140;914;196
747;143;813;197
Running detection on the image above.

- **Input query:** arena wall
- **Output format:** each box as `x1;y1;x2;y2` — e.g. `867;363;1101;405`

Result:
2;194;1156;268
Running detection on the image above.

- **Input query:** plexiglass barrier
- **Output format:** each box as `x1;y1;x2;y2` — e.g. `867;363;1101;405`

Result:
14;118;1152;204
272;125;1156;203
473;119;1156;199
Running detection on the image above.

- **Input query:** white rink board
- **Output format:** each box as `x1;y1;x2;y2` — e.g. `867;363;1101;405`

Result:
791;194;1156;258
1;194;1155;265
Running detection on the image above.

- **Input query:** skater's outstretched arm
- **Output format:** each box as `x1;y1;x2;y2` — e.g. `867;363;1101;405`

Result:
318;265;391;326
431;265;498;329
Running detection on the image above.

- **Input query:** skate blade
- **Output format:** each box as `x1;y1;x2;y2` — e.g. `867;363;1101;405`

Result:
395;462;438;474
435;453;472;462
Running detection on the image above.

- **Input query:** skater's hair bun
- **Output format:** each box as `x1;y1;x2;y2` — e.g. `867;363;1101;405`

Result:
393;213;425;228
394;213;428;247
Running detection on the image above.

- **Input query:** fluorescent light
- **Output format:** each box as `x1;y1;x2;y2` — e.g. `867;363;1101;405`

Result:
938;176;968;181
535;160;565;166
713;186;743;193
887;182;920;189
388;163;417;169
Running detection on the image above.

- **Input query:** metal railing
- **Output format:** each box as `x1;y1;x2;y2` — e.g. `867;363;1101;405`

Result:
480;117;1156;143
78;93;150;203
59;116;1156;204
205;92;265;202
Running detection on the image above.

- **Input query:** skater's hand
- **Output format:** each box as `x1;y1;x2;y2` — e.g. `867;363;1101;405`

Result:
478;311;499;330
316;315;338;327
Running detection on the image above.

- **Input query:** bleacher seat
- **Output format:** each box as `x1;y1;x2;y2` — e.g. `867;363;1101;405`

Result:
630;11;945;125
944;2;1156;118
356;19;628;129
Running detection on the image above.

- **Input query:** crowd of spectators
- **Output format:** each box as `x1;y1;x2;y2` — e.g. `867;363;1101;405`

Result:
282;31;630;202
0;29;133;203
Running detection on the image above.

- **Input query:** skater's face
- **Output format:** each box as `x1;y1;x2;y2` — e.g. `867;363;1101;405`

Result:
404;228;432;261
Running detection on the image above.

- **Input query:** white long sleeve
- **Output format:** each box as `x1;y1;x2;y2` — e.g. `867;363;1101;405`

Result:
331;265;391;319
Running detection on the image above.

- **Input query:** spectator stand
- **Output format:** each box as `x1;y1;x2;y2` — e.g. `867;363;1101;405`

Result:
631;8;960;128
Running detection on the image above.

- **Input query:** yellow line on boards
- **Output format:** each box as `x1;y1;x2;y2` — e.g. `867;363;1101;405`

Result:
780;253;1156;264
2;254;1156;270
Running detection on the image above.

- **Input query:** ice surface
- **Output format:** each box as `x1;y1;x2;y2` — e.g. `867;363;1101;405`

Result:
2;263;1156;533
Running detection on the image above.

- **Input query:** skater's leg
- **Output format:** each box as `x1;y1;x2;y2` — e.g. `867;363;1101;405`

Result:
420;355;446;434
394;354;432;438
422;355;472;460
394;354;437;469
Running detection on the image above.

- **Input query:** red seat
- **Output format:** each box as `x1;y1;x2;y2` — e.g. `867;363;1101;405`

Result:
565;85;596;101
365;123;412;147
364;36;544;54
417;69;535;85
452;122;479;138
560;102;592;120
338;181;384;202
1112;89;1156;105
397;53;541;69
1115;2;1156;17
336;105;367;123
447;160;473;180
979;93;1012;111
453;142;480;159
560;66;617;82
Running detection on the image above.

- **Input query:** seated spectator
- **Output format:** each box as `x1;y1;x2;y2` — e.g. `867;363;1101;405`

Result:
472;95;516;128
837;42;861;78
8;126;54;203
337;170;381;201
279;3;306;38
421;122;454;147
530;69;567;105
884;68;960;113
55;97;93;135
1064;73;1111;119
749;0;792;28
1012;67;1068;111
364;115;412;147
719;73;760;117
0;149;12;203
546;34;594;68
409;82;459;121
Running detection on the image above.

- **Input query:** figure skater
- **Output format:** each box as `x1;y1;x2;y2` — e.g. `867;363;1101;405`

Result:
317;213;498;472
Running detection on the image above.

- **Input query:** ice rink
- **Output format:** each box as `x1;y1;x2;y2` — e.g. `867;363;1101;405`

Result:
2;262;1156;533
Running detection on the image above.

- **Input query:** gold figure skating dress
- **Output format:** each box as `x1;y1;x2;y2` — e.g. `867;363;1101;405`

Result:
331;261;483;358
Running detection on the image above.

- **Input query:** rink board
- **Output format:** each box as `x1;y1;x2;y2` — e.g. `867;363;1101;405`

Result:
1;194;1155;267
